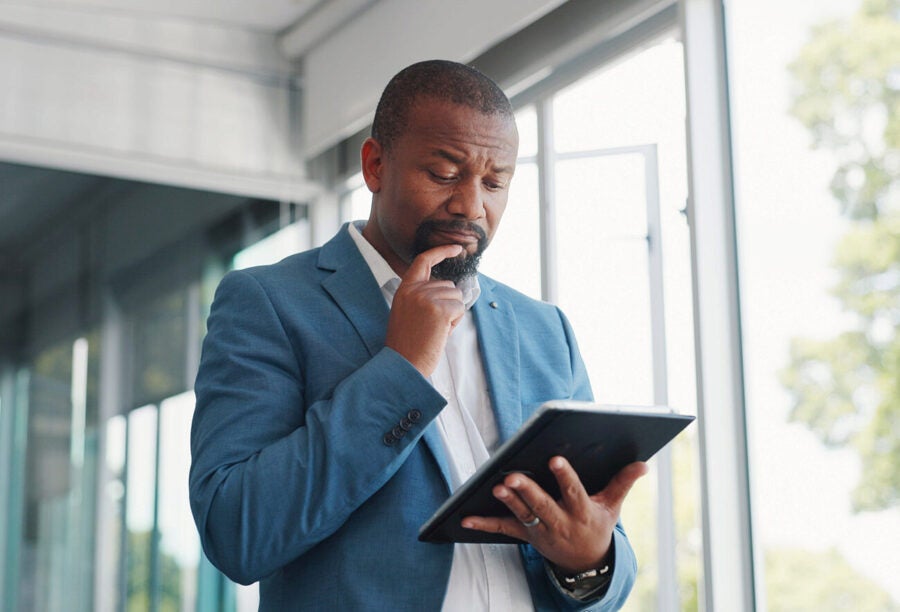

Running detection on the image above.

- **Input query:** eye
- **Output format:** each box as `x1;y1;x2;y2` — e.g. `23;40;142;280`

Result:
429;170;457;183
483;179;506;192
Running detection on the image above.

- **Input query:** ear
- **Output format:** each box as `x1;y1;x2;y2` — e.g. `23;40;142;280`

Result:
360;137;385;193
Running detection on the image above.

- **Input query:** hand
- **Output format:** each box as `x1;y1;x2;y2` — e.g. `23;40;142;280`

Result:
461;457;648;573
385;244;466;377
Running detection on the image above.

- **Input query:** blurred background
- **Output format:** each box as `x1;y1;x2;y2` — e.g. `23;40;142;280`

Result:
0;0;897;610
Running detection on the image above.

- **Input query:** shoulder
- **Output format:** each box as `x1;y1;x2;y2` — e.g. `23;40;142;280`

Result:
478;274;561;315
213;248;326;308
476;273;576;338
221;223;360;288
238;248;322;284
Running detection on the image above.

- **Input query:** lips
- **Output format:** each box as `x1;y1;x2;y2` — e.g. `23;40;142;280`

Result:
432;228;479;244
423;221;486;244
413;220;488;261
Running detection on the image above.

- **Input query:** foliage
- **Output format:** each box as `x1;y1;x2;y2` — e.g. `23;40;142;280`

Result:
619;433;702;611
126;529;185;612
782;0;900;511
765;547;899;612
788;0;900;220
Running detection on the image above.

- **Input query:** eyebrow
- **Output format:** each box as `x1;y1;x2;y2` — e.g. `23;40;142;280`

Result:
433;149;515;175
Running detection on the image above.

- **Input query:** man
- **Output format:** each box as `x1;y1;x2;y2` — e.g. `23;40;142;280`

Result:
190;60;645;611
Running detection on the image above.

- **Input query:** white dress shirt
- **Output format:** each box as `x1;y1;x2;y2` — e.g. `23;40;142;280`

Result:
348;222;534;611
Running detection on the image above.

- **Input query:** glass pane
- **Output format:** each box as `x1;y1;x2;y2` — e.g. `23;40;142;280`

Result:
550;38;699;611
18;337;100;612
158;391;200;612
479;162;542;300
728;0;900;607
131;291;187;407
125;404;158;612
553;41;687;154
515;105;538;159
345;182;371;223
555;154;653;405
25;343;72;612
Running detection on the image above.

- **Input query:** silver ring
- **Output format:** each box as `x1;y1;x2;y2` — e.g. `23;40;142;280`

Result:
521;516;540;528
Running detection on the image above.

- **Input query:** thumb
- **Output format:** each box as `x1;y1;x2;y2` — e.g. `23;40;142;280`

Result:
596;461;648;515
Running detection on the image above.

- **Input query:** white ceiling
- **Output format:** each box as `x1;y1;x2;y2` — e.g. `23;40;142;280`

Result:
0;1;325;267
4;0;325;32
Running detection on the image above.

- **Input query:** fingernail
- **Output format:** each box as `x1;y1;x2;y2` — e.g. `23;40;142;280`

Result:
495;488;509;499
551;457;564;470
461;520;474;529
509;478;520;488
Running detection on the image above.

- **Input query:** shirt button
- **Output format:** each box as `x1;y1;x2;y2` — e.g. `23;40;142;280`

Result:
407;409;422;423
400;417;413;431
383;433;397;446
392;426;405;439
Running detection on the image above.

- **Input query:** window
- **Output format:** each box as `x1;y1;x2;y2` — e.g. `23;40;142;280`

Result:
544;40;700;611
338;39;700;610
12;334;100;612
727;0;900;607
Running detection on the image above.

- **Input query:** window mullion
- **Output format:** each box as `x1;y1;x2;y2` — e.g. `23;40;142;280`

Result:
536;96;557;304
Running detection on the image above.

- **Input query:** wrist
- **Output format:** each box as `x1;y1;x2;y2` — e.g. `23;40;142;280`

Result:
552;539;615;594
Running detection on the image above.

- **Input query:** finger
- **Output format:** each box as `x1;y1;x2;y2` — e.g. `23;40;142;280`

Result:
593;461;649;514
548;456;591;516
460;515;529;543
405;244;464;282
503;472;563;529
493;484;542;526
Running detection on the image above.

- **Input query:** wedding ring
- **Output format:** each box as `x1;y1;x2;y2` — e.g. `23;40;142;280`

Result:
521;516;541;528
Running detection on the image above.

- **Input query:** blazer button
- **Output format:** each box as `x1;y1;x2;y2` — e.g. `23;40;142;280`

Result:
392;426;406;439
399;417;413;431
407;409;422;423
383;433;397;446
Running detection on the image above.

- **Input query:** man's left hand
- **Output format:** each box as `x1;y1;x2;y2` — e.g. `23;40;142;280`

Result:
461;457;648;573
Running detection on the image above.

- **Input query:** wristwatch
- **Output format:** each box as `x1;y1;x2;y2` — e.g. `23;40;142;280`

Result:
552;541;615;596
558;564;611;592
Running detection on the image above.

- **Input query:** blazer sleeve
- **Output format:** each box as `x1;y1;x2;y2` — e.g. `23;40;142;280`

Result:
188;269;447;584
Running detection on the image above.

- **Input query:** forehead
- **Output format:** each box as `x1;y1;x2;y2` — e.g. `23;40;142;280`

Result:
397;98;519;158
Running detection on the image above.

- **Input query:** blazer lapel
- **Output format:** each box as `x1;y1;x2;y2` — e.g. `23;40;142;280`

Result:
473;279;521;443
318;225;454;490
319;227;390;357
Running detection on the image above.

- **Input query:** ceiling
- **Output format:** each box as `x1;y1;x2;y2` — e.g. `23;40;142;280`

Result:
8;0;325;32
0;0;370;270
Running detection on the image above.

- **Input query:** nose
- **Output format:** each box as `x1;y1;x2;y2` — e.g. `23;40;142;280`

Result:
446;178;485;219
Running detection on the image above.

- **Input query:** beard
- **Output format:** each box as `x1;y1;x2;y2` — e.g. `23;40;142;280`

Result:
412;219;488;283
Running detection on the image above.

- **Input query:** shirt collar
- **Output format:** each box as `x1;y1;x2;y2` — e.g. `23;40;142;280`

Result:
348;220;481;309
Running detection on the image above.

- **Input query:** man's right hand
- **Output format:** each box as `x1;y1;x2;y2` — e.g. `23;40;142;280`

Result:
385;244;465;377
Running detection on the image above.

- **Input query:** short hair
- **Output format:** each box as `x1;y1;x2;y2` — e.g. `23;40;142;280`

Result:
371;59;513;150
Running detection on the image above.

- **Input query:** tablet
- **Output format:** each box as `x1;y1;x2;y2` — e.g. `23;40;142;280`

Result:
418;401;695;544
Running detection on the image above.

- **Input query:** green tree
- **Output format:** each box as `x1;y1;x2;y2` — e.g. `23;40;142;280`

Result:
765;547;899;611
126;529;184;612
781;0;900;511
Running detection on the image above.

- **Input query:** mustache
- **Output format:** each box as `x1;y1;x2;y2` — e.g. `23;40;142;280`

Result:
417;219;487;243
413;219;488;283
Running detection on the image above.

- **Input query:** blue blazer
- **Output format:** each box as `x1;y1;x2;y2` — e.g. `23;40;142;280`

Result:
190;224;637;610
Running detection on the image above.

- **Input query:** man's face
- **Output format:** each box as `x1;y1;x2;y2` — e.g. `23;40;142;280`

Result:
361;97;519;282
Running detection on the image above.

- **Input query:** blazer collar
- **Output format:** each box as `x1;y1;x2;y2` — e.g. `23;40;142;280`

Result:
318;225;456;487
318;224;390;357
472;277;522;443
